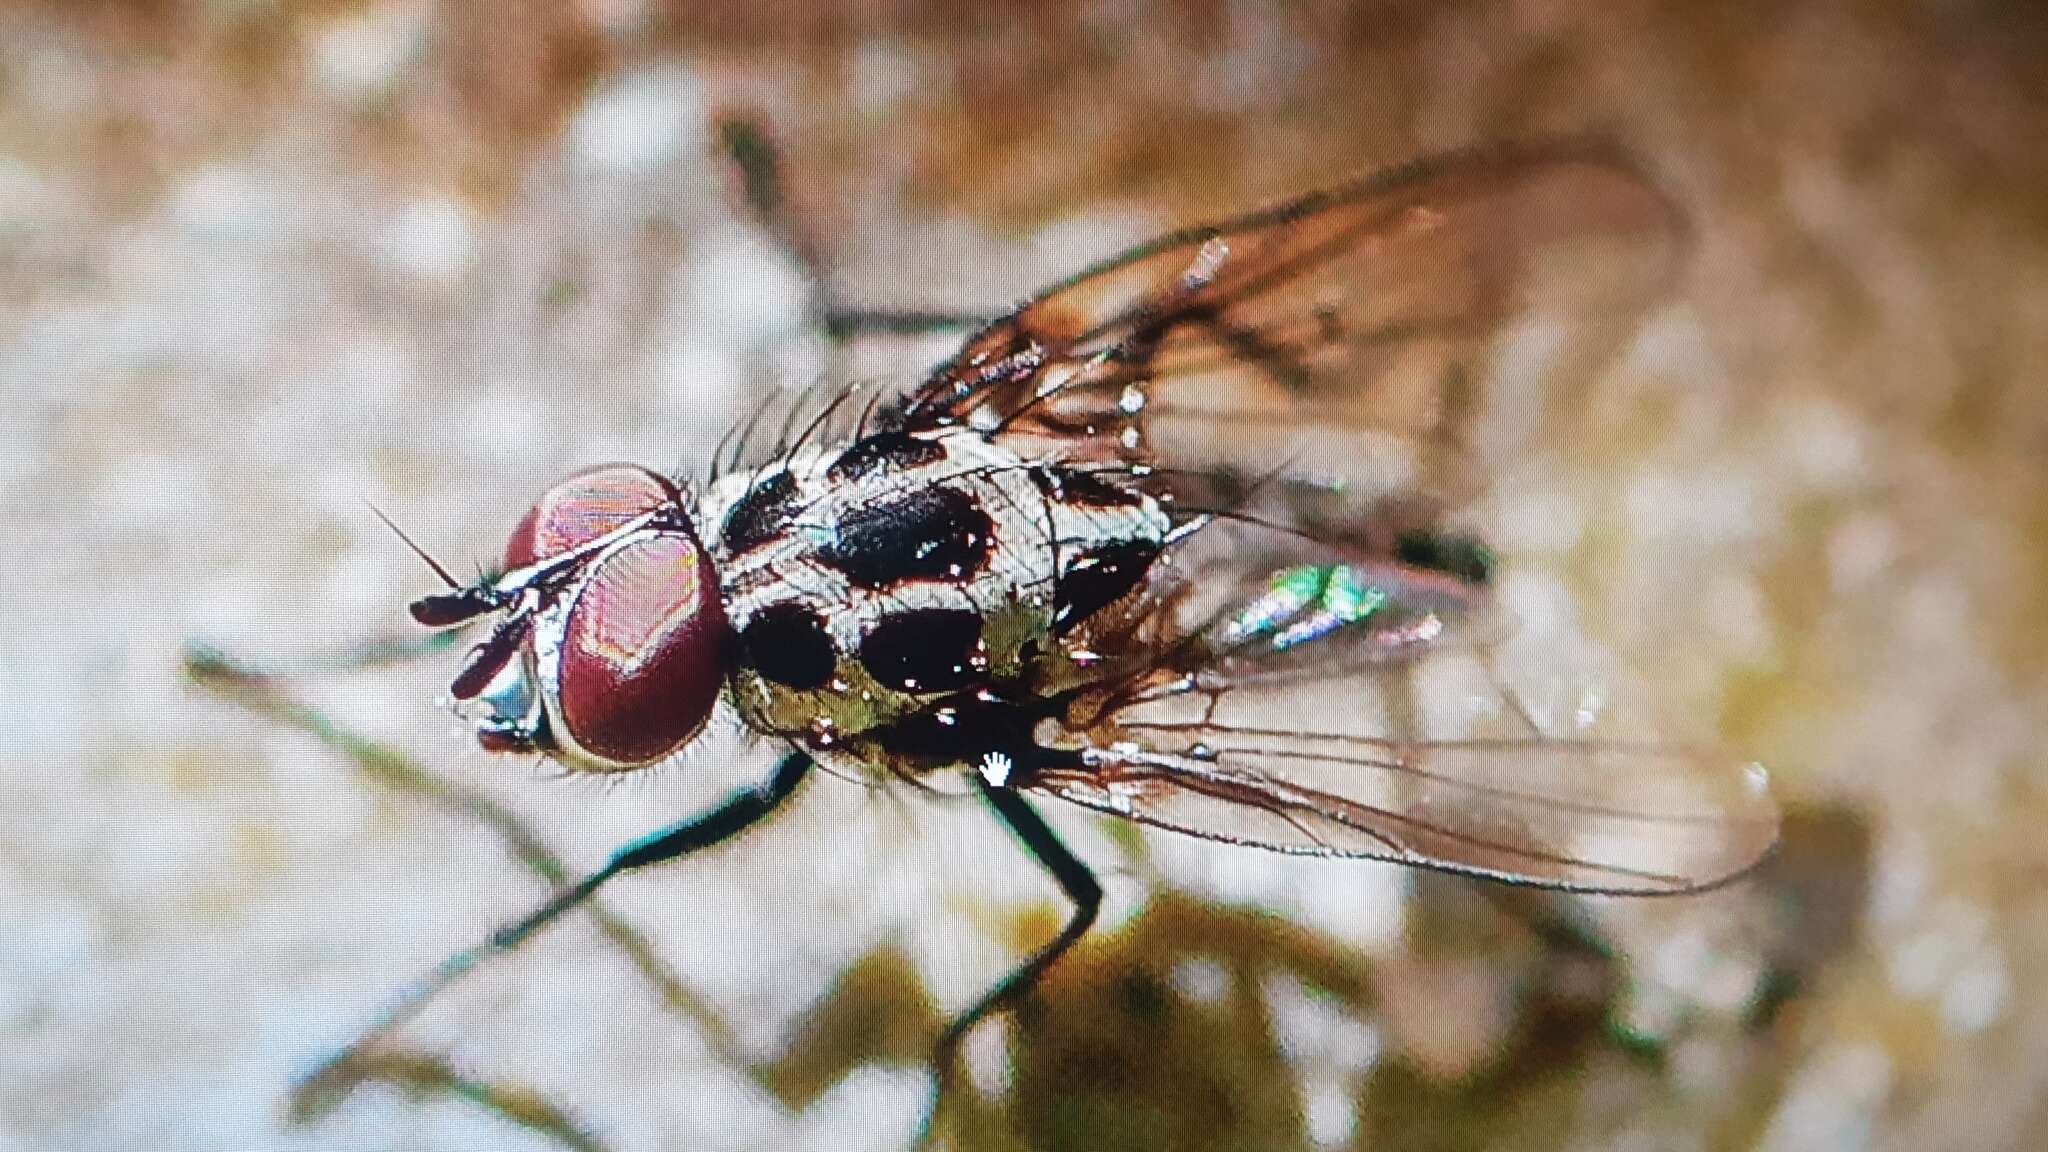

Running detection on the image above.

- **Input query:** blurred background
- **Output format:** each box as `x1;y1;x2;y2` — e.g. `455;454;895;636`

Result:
3;1;2046;1150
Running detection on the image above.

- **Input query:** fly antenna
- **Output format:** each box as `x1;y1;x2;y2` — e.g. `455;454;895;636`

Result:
367;501;464;591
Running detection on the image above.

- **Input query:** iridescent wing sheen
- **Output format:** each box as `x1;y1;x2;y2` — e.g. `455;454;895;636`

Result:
889;142;1687;530
1053;511;1503;696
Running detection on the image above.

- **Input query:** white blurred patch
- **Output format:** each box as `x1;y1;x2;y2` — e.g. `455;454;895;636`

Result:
653;334;748;412
1868;832;1930;929
0;888;106;974
848;40;920;115
1487;314;1572;400
1259;972;1374;1144
1484;481;1588;556
306;2;430;103
781;1064;929;1152
567;67;708;176
1888;900;1984;1000
1470;315;1569;461
1261;970;1381;1072
1301;1075;1358;1147
383;197;478;284
1488;628;1624;737
456;384;551;460
320;540;406;614
186;564;282;644
1772;394;1869;492
1625;306;1722;383
1495;566;1582;639
0;157;64;235
1408;649;1506;740
959;1015;1013;1098
1647;921;1770;1015
1898;573;1975;658
1940;949;2008;1035
170;165;280;239
1887;897;2008;1034
1624;466;1770;546
680;228;814;349
99;452;213;531
1149;831;1294;910
1756;1044;1893;1152
1827;511;1897;594
1029;210;1155;280
579;0;657;35
1288;867;1407;956
1699;571;1776;665
1170;955;1232;1006
295;465;378;541
0;976;26;1033
326;333;416;407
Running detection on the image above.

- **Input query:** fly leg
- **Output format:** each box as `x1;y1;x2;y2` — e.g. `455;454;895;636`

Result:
818;306;998;342
190;645;754;1146
713;113;991;342
916;765;1104;1148
295;751;815;1127
186;643;757;1069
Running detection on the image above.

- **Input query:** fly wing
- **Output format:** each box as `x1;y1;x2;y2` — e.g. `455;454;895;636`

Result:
1026;722;1778;896
890;143;1686;526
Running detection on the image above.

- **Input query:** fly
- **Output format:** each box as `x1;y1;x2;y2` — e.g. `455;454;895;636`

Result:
329;141;1780;1142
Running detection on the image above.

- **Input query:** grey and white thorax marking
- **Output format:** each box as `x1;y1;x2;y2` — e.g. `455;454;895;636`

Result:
712;426;1172;775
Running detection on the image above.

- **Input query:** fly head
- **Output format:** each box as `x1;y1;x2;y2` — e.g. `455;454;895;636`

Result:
410;464;728;773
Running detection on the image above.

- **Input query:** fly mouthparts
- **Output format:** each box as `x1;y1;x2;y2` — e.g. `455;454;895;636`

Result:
448;618;527;700
410;587;501;628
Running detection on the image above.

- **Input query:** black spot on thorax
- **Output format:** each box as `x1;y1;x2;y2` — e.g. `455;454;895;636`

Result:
737;602;838;690
859;608;985;694
826;430;947;483
1053;539;1161;635
820;484;994;590
721;470;801;553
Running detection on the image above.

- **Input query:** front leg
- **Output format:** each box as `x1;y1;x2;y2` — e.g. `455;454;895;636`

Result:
297;751;816;1114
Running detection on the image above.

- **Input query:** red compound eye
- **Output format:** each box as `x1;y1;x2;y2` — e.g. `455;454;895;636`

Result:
549;528;726;768
505;464;682;570
498;465;726;771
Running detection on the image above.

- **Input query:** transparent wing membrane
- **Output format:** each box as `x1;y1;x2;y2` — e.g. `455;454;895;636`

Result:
894;144;1687;528
1029;724;1777;895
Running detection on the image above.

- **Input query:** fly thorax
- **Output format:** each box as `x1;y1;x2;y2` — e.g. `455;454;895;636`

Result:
711;429;1173;758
